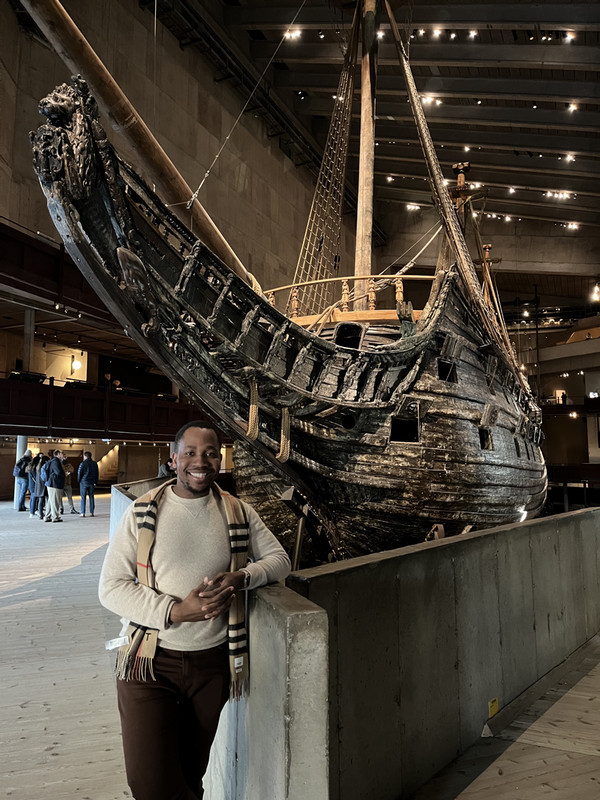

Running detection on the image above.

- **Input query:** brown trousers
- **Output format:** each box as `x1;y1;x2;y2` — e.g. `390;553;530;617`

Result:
116;644;229;800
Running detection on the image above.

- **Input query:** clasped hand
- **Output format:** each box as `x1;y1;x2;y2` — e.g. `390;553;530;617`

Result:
169;571;245;623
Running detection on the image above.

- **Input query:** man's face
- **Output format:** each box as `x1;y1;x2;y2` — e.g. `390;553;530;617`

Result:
172;427;222;498
55;450;62;459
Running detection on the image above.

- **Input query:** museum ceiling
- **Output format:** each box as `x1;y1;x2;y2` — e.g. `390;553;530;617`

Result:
137;0;600;232
4;1;599;366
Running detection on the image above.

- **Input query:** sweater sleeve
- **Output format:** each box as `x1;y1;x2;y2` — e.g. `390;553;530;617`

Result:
242;502;291;590
98;503;175;630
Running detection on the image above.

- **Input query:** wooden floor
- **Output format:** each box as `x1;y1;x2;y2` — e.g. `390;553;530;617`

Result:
411;638;600;799
3;497;600;800
0;496;132;799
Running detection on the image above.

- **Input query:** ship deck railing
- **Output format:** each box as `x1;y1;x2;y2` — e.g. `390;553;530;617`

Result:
264;272;435;328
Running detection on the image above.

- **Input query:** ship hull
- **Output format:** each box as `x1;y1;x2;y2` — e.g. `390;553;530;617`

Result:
31;80;547;558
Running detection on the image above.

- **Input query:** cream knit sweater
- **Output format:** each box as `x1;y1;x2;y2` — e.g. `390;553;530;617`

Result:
99;486;291;650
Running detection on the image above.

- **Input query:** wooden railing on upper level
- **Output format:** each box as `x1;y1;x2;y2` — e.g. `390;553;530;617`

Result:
0;376;199;440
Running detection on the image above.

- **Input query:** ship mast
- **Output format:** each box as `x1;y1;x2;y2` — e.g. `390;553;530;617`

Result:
20;0;255;289
354;0;379;310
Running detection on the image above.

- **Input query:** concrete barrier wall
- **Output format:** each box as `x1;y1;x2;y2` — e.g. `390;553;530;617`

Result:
110;482;329;799
205;585;329;800
287;508;600;800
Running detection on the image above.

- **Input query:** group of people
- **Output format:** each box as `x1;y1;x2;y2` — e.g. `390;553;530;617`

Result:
13;449;99;522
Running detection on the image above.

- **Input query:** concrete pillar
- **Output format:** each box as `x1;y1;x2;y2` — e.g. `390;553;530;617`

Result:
13;435;28;510
23;308;35;372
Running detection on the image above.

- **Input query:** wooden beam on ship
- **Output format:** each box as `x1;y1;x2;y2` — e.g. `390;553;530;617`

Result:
354;0;378;311
20;0;254;289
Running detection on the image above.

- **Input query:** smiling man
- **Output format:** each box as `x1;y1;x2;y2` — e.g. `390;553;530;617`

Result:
99;420;291;800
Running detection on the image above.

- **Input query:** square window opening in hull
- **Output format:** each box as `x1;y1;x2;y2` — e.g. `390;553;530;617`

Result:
390;417;419;443
479;427;494;450
438;359;458;382
334;323;364;350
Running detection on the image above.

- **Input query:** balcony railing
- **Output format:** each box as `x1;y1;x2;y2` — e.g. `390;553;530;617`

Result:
0;375;198;440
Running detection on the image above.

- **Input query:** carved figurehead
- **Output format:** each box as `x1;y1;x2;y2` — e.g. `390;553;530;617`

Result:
30;76;100;201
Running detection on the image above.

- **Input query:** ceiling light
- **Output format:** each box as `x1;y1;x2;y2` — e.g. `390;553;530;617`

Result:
406;204;420;211
505;216;511;222
464;146;470;152
377;30;384;40
567;222;579;230
435;99;442;105
592;283;600;302
565;33;575;42
475;99;482;104
450;32;456;40
418;29;425;36
469;30;478;38
284;29;301;40
386;176;394;182
509;187;516;194
318;30;325;39
568;104;577;112
566;154;575;162
432;29;441;38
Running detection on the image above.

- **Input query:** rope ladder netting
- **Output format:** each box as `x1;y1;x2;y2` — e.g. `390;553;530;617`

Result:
285;8;360;317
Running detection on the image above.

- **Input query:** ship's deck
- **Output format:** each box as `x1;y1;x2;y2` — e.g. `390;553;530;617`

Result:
2;498;600;799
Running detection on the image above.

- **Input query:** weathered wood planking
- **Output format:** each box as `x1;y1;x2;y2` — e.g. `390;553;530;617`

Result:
0;497;132;799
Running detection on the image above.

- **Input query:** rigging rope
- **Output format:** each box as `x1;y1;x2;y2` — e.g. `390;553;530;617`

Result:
285;5;360;317
184;0;308;210
383;0;528;394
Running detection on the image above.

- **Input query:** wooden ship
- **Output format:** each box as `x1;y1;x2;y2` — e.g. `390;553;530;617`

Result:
28;0;546;560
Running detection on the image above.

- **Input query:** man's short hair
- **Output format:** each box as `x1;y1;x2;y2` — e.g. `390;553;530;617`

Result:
53;449;62;457
173;420;223;451
83;451;92;459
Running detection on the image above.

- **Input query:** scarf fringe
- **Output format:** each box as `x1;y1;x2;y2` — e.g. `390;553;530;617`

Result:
115;624;158;682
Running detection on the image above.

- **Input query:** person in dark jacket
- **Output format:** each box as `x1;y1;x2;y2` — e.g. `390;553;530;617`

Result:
43;449;65;523
78;451;99;517
14;449;32;511
157;457;176;479
29;453;44;517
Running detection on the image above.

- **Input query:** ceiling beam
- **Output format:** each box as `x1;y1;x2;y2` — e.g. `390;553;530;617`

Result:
297;97;600;134
250;41;600;71
275;72;600;106
225;5;599;31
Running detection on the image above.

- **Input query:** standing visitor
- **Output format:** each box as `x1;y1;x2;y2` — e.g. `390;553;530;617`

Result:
13;448;32;511
78;451;99;517
157;457;176;478
61;453;79;514
43;449;65;523
32;454;49;520
98;420;291;800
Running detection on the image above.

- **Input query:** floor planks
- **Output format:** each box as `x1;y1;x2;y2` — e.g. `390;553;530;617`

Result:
0;496;132;799
410;640;600;799
4;495;600;799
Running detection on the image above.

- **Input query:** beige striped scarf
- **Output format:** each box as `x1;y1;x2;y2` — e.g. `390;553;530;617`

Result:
115;480;250;699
